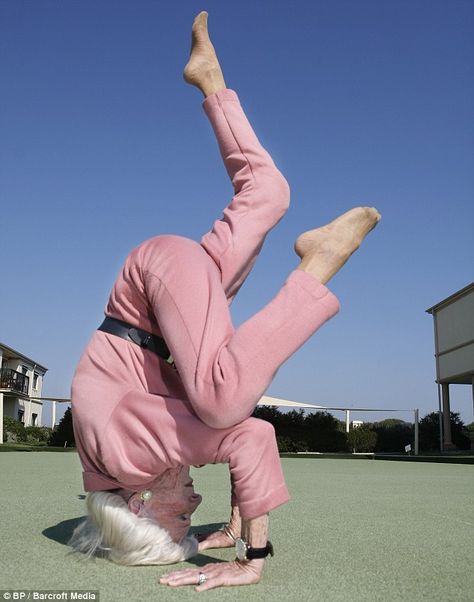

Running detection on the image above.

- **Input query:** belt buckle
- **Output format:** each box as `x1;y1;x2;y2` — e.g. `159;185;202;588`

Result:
141;334;151;348
129;327;148;348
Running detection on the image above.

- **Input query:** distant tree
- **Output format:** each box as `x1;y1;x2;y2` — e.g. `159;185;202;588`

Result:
304;411;347;452
419;411;470;451
347;424;377;453
252;405;281;423
465;422;474;450
253;407;347;452
48;407;75;447
372;419;414;453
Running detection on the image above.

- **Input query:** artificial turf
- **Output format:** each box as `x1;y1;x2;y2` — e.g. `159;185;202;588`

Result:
0;452;472;601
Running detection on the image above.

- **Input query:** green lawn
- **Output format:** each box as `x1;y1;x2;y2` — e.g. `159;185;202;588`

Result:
0;452;472;601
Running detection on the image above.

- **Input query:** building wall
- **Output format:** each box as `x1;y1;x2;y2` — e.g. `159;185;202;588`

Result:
434;287;474;383
436;291;474;353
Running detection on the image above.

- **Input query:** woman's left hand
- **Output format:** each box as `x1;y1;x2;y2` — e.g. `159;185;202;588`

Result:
196;504;240;551
159;560;263;591
196;527;235;551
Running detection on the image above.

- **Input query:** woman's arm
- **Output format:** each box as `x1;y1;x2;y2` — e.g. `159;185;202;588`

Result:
160;513;271;591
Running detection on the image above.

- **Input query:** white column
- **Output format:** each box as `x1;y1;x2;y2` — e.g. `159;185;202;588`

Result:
345;410;350;433
51;400;56;430
414;409;419;456
25;397;31;427
0;393;3;444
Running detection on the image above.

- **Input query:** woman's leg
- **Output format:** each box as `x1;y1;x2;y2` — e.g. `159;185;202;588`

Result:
140;203;379;430
199;91;290;304
185;13;290;304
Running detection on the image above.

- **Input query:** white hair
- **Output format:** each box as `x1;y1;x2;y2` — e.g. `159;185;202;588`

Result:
68;491;198;565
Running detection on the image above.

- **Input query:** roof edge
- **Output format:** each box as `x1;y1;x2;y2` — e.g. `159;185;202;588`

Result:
426;282;474;314
0;342;48;372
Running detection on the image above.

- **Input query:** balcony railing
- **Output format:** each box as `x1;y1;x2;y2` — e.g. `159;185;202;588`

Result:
0;368;30;395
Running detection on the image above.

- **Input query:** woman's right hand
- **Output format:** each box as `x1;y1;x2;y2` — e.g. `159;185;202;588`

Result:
160;559;263;591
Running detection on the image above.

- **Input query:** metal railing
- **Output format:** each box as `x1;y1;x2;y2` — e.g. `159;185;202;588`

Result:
0;368;30;394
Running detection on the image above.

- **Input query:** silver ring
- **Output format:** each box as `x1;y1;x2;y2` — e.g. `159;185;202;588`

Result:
198;572;207;585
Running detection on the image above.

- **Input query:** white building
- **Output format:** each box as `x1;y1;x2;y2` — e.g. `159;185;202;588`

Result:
0;341;48;442
426;282;474;450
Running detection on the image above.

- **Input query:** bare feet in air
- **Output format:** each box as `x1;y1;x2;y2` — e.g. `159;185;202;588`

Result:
295;207;381;284
184;11;226;97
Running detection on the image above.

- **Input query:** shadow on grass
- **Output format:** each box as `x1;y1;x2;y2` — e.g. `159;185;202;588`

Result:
43;516;85;546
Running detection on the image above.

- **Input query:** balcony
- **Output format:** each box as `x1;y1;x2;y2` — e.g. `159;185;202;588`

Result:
0;368;30;395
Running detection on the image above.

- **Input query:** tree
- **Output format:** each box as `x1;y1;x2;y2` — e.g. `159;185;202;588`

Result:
304;411;347;452
372;419;414;453
346;424;377;453
253;407;309;451
419;411;470;451
48;406;75;447
252;407;347;452
465;422;474;450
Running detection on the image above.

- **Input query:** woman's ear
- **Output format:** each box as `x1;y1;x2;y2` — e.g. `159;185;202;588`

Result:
128;493;143;515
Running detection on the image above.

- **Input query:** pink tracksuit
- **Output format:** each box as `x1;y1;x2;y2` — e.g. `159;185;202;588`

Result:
71;89;340;520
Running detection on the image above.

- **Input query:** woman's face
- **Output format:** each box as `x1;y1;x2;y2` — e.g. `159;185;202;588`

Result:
129;466;202;543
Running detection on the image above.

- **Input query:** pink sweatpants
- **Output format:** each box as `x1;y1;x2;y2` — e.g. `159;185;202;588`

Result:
71;89;340;519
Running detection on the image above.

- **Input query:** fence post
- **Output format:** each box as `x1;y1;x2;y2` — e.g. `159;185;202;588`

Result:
414;409;419;456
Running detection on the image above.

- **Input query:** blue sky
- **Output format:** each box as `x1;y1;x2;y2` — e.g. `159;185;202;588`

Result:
1;0;473;427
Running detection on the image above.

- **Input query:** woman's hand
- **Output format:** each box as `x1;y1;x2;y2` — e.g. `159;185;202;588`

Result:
159;559;263;591
196;527;235;551
196;505;241;551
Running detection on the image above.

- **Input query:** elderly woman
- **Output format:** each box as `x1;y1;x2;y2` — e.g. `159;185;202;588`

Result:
69;11;380;591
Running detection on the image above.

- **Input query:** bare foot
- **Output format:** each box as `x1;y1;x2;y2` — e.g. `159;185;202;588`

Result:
295;207;381;284
184;12;226;97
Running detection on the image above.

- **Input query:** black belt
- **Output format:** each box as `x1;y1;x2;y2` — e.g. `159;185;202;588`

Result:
98;316;176;368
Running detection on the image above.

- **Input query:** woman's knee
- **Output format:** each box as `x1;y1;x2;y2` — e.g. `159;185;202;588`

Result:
234;416;277;446
134;235;218;282
256;169;291;217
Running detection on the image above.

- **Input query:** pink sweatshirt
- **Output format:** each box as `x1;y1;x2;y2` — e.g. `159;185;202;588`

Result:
71;90;340;519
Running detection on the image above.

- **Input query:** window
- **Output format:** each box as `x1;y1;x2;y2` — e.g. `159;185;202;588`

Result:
18;409;24;423
21;365;29;376
31;413;38;426
33;372;40;390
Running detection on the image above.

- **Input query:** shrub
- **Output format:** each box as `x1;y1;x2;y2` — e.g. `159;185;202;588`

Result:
276;436;309;453
3;417;27;443
25;426;52;444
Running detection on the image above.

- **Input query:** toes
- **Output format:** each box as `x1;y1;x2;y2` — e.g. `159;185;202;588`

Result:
192;11;209;36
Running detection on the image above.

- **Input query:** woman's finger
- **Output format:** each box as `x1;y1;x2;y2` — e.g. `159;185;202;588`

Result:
160;568;199;585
